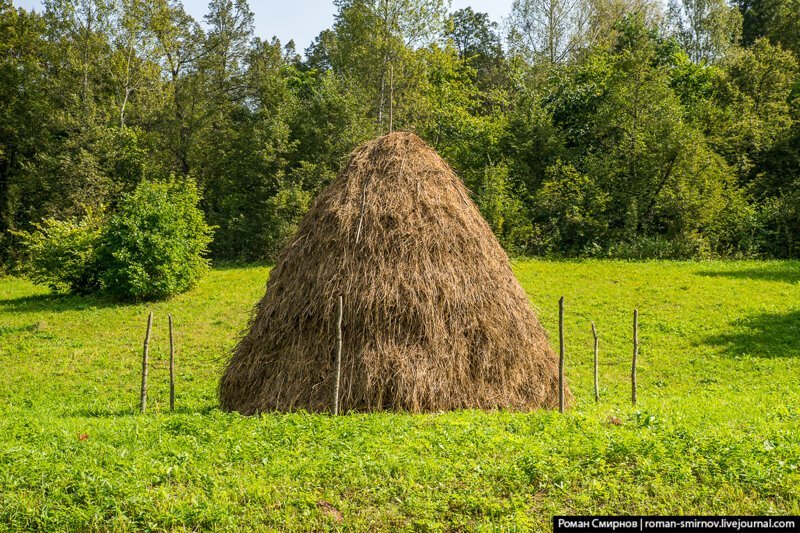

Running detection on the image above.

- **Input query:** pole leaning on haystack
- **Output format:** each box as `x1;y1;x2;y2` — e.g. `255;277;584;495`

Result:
632;309;639;406
169;314;175;411
333;295;343;415
591;321;599;402
558;296;565;413
140;312;152;413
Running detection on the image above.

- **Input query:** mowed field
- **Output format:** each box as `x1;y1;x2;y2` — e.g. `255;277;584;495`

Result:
1;261;799;531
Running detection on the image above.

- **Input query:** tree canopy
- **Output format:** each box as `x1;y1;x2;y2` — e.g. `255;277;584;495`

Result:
1;0;799;263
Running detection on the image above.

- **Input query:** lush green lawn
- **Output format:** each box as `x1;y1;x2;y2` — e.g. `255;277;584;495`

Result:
1;261;799;531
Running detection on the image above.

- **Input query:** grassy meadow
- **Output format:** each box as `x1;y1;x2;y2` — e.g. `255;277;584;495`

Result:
1;260;799;530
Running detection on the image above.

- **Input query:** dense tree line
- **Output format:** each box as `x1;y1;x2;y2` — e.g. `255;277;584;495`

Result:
1;0;798;264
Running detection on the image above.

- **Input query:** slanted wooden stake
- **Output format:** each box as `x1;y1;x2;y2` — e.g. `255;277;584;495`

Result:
169;314;175;411
632;309;639;405
558;296;565;413
140;312;152;413
591;321;599;402
333;295;343;415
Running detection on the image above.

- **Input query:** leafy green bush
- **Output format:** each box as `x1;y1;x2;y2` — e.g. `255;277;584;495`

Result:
259;185;312;261
476;164;535;255
14;209;105;294
99;178;213;302
603;234;709;260
757;193;800;258
531;161;609;255
705;195;764;258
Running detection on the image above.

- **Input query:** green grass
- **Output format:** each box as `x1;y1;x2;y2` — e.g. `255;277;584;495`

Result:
1;260;799;531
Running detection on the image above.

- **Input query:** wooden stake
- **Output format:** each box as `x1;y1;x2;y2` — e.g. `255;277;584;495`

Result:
169;314;175;412
388;63;394;133
632;309;639;406
140;312;152;413
591;321;599;402
333;295;343;415
558;296;565;413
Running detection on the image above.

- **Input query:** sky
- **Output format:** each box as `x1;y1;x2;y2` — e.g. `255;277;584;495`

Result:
12;0;514;53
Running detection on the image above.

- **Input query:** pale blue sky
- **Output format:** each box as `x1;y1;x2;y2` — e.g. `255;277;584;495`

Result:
12;0;514;52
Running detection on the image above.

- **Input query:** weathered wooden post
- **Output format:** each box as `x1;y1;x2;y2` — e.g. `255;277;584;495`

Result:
559;296;565;413
169;314;175;412
632;309;639;406
591;321;599;402
140;312;152;413
334;295;343;415
388;63;394;133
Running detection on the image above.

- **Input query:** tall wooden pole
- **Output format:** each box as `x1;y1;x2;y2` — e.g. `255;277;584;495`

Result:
334;295;343;415
558;296;565;413
169;314;175;412
632;309;639;406
388;63;394;133
591;321;599;402
140;312;152;413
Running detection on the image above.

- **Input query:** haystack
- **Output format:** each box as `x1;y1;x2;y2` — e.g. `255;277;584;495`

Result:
219;132;569;414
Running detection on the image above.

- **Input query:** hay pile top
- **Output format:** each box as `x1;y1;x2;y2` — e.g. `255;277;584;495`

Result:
219;132;567;414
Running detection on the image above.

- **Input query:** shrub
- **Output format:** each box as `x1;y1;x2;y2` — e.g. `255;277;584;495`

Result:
705;194;764;258
476;164;535;255
259;185;312;262
14;209;104;294
99;178;213;301
756;193;800;258
603;234;709;260
532;161;608;255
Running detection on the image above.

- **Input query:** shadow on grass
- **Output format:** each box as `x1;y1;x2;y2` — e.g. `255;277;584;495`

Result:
212;261;272;272
707;310;800;358
0;322;46;336
0;293;133;314
70;404;219;418
696;263;800;284
2;265;265;314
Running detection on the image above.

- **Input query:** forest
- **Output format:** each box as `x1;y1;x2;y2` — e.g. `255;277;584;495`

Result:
1;0;799;264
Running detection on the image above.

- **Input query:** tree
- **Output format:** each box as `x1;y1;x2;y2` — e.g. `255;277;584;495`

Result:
586;18;723;238
201;0;254;100
667;0;742;63
200;37;298;260
2;0;799;264
321;0;449;131
737;0;800;58
149;0;205;175
507;0;586;63
42;0;114;116
444;7;507;91
711;38;798;179
506;85;565;195
578;0;663;51
107;0;162;128
445;7;501;60
0;3;51;259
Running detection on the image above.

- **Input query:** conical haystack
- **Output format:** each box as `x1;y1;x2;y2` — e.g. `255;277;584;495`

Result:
219;132;569;414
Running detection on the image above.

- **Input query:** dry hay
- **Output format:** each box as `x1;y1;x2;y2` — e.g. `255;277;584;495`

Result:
219;132;570;414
